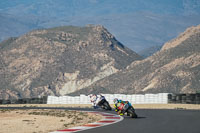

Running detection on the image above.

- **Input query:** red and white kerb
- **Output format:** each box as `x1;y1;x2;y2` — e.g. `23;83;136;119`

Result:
49;111;123;133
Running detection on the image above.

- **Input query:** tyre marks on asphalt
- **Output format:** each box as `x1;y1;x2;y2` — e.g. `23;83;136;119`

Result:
49;111;123;133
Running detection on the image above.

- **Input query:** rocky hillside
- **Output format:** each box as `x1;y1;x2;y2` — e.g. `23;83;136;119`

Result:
71;24;200;95
0;25;141;99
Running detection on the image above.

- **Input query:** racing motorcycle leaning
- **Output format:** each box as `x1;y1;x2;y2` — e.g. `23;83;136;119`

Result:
114;101;138;118
89;94;112;111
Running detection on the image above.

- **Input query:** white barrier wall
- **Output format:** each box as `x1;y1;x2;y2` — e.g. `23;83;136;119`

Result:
47;93;169;104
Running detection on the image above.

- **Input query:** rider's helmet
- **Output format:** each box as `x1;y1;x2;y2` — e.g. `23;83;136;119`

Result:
89;94;97;102
89;94;93;98
113;98;118;104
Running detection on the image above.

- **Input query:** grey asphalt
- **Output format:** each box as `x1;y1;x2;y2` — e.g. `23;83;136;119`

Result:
1;107;200;133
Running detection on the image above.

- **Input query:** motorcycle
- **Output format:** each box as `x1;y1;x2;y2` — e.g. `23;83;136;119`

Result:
90;94;112;111
114;102;138;118
96;95;112;111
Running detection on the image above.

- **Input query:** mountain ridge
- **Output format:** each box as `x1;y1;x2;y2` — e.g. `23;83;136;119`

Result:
0;25;141;99
70;24;200;95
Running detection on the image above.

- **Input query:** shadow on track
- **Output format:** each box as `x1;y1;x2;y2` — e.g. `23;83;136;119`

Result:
136;116;146;119
123;116;146;119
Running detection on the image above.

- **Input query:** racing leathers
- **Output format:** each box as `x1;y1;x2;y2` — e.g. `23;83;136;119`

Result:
114;100;131;116
89;94;105;109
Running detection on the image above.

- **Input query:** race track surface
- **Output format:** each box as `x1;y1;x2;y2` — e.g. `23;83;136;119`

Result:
1;107;200;133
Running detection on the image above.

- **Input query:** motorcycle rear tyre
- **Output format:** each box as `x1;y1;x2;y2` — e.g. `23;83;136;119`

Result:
127;108;138;118
103;101;112;111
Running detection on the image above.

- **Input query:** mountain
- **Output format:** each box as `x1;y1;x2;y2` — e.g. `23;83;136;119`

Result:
0;25;141;99
70;24;200;95
1;0;200;52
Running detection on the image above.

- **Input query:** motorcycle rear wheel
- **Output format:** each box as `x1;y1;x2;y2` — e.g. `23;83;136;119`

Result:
103;101;112;110
127;108;138;118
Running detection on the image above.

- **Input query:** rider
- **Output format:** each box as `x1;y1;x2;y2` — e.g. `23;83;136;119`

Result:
89;94;106;109
89;94;98;109
113;98;131;116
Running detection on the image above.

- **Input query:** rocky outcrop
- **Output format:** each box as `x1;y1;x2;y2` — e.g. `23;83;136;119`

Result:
70;24;200;95
0;25;141;99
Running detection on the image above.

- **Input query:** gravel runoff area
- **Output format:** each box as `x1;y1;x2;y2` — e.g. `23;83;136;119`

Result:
0;104;200;133
0;109;102;133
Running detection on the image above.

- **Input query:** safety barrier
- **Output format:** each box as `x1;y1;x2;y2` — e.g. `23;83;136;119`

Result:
0;97;48;104
47;93;169;104
168;93;200;104
1;93;200;105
